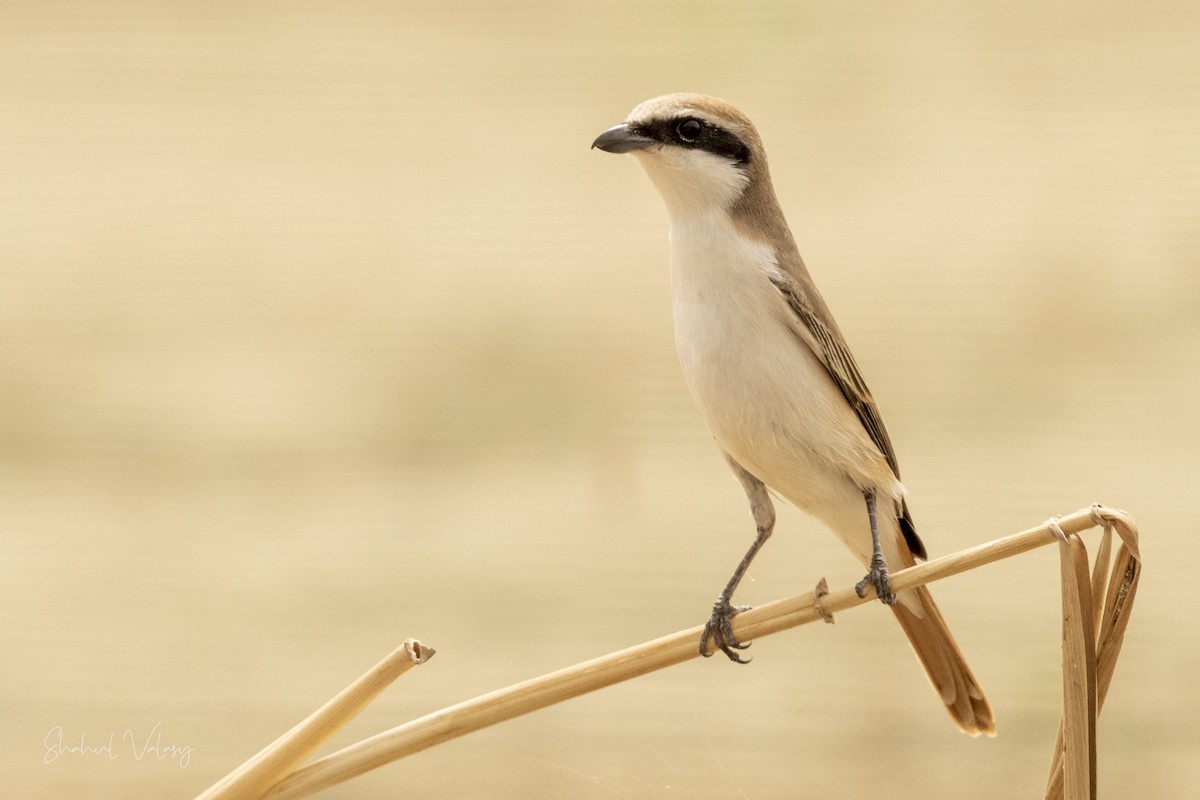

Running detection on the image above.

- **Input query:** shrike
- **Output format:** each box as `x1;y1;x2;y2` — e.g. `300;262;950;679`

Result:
592;93;994;736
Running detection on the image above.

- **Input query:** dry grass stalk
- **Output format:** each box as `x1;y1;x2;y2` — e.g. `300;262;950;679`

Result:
1056;531;1098;799
195;639;434;800
189;505;1135;800
1044;512;1141;800
194;507;1139;799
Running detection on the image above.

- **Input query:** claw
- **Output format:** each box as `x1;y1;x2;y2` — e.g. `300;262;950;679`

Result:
855;555;897;605
699;597;753;662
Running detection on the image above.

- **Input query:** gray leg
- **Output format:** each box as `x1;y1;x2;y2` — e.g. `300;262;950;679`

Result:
701;455;776;663
854;489;897;605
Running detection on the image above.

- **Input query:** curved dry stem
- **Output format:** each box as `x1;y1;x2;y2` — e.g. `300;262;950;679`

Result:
253;505;1136;800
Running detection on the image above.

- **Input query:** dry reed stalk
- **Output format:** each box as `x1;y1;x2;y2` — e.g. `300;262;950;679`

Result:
195;639;434;800
1056;531;1097;799
204;505;1137;800
1044;512;1141;800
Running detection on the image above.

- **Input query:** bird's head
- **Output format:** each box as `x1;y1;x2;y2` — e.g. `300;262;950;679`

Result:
592;93;768;218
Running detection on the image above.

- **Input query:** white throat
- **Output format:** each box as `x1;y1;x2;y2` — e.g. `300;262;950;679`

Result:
632;148;749;219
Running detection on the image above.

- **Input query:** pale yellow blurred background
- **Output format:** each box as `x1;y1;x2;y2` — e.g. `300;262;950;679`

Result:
3;2;1197;797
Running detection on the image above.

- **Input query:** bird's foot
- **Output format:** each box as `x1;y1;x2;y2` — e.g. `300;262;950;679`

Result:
855;555;897;606
699;597;752;663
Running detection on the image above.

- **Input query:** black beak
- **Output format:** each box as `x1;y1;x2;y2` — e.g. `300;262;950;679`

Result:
591;123;656;154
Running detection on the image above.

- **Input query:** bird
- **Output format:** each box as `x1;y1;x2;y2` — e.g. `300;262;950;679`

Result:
592;93;995;736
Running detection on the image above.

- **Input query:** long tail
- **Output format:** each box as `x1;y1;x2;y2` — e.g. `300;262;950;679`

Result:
891;585;996;736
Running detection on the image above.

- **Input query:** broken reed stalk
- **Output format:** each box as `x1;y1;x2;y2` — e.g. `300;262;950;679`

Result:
220;505;1137;800
196;639;434;800
1044;514;1141;800
1056;532;1098;799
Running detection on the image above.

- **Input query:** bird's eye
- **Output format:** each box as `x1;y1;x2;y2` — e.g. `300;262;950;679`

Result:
675;118;704;143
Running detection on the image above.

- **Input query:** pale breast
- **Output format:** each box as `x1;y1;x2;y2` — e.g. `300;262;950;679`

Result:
667;211;897;502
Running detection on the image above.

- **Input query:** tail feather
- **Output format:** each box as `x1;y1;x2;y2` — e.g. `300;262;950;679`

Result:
891;585;996;737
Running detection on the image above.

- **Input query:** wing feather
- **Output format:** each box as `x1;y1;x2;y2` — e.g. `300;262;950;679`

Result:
768;268;926;559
